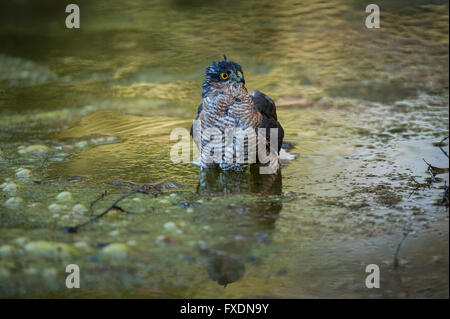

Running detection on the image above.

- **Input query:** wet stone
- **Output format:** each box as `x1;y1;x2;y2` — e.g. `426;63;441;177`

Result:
15;168;32;178
4;197;23;208
56;191;73;202
100;243;131;259
48;203;64;213
17;145;52;156
24;241;79;258
0;182;18;195
71;204;88;214
0;245;14;257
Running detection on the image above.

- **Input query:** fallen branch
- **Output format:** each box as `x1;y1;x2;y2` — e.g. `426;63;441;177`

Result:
137;161;155;184
393;232;411;269
63;184;158;233
111;204;135;215
89;190;108;216
422;158;436;183
409;137;448;202
438;136;449;159
439;182;449;207
107;180;162;195
408;176;431;199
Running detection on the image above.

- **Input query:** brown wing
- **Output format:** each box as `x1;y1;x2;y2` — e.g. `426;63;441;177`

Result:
251;90;284;154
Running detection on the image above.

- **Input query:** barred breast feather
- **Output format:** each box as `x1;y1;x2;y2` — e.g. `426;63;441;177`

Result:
191;86;283;173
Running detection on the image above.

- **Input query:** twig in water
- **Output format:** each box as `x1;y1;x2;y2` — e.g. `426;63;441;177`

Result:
394;232;412;269
38;153;51;169
138;162;162;195
111;204;135;215
137;161;154;184
63;185;154;233
89;190;108;216
438;136;449;159
408;176;430;199
107;180;161;197
409;137;449;204
439;182;449;207
422;158;437;183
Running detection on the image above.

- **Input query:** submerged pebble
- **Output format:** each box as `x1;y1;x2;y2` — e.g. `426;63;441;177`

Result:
75;141;88;149
155;235;176;245
27;202;40;208
0;182;18;195
48;203;64;213
81;105;95;113
127;240;137;246
109;230;120;236
4;197;23;208
17;144;51;155
74;241;92;251
0;268;11;279
91;136;118;145
71;204;88;214
164;221;177;231
0;54;58;87
14;237;28;246
56;191;73;202
23;267;39;276
106;136;118;143
164;221;182;234
54;152;69;158
50;157;66;163
100;243;130;258
62;144;74;151
90;137;106;145
24;241;78;258
42;268;58;281
0;245;14;257
15;168;32;178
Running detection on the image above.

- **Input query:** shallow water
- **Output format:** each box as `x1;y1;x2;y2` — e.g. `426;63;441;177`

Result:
0;0;448;298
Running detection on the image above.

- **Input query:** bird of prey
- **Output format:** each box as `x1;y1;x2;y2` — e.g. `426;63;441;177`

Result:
191;56;284;174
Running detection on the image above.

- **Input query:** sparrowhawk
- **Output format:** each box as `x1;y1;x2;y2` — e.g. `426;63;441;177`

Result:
191;56;284;173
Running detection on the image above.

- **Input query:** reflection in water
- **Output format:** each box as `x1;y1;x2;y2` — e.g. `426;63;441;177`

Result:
197;167;282;286
202;247;247;287
198;165;282;195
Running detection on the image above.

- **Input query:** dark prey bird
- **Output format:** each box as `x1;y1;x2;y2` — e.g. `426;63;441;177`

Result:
191;56;284;173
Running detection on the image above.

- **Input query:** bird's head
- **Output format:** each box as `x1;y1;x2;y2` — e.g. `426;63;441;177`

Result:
201;55;245;98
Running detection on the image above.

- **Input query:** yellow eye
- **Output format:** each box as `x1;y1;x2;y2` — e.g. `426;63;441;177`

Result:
220;72;229;80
